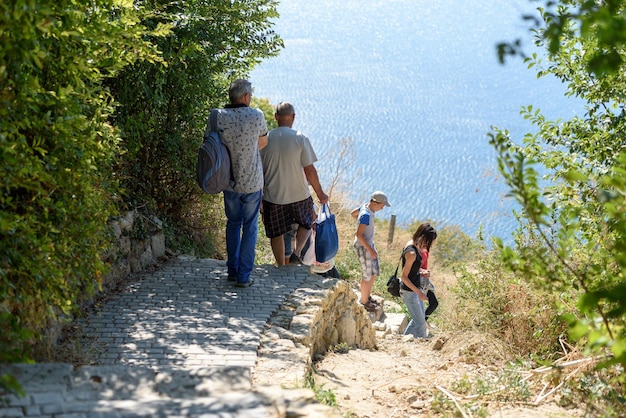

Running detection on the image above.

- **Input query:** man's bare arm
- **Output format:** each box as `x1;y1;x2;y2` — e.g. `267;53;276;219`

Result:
303;164;328;204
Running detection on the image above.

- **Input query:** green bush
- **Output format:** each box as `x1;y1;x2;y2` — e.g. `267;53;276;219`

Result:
0;0;159;365
106;0;283;230
489;2;626;399
453;251;569;358
0;0;283;397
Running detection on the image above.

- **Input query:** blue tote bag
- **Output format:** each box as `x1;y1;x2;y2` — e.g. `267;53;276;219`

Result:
314;203;339;263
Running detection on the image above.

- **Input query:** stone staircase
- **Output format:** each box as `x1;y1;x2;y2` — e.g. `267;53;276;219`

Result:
1;260;408;418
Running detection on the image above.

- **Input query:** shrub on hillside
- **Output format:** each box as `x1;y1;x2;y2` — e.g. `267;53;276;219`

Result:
453;251;569;358
405;220;478;268
491;2;626;400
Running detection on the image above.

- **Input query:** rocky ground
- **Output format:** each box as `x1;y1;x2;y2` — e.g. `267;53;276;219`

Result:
311;267;586;418
313;327;585;418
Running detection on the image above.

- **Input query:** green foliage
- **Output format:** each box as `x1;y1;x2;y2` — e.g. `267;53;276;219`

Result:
453;251;569;357
252;96;278;130
0;0;159;369
0;312;32;396
406;220;479;268
500;0;626;76
557;365;626;415
307;372;338;407
490;0;626;397
329;342;352;354
107;0;283;224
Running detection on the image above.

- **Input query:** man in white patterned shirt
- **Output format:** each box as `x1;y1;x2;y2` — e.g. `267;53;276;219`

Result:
217;79;268;287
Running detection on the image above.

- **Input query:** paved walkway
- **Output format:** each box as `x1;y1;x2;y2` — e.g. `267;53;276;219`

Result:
78;257;310;369
1;257;341;417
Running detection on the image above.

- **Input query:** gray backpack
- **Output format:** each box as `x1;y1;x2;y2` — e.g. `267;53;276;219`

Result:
196;109;232;194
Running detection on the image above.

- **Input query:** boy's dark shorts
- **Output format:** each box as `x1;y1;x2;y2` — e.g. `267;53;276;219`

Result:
263;197;315;238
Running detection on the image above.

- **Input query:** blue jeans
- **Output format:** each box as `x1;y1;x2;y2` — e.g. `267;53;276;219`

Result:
400;287;428;338
223;189;262;283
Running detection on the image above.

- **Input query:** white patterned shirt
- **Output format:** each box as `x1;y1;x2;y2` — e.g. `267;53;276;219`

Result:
217;105;267;193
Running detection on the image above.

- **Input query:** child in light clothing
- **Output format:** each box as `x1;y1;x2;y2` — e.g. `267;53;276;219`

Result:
352;191;391;312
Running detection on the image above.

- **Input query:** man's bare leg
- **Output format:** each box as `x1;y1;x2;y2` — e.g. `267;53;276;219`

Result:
294;226;312;259
271;236;286;266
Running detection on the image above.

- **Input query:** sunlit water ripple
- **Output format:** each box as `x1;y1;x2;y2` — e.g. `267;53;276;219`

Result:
251;0;581;240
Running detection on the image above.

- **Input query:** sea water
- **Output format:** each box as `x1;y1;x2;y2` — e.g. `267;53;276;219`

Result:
251;0;581;241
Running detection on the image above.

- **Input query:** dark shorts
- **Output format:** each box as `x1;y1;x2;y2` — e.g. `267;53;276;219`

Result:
263;197;315;239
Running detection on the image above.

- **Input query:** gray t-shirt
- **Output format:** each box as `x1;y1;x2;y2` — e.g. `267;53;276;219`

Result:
261;126;318;204
217;106;267;194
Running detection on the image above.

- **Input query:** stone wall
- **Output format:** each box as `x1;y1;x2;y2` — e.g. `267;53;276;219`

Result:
254;275;377;387
44;210;167;346
101;210;166;294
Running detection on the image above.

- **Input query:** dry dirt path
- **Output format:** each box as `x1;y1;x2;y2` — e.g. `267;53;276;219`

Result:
312;291;585;418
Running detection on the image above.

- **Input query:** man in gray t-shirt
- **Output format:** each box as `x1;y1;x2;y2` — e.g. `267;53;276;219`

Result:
260;102;328;266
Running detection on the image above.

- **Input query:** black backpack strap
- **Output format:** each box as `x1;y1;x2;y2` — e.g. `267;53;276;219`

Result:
210;108;218;131
208;108;233;184
203;109;219;138
408;244;421;268
394;245;407;275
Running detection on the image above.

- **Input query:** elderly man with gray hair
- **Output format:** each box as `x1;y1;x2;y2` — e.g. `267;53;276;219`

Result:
216;79;268;287
260;102;329;266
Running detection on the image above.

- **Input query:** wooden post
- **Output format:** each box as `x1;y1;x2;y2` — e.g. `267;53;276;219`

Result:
387;214;396;248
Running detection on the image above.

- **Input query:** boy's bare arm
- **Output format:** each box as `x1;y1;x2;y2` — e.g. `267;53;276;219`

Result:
350;207;359;220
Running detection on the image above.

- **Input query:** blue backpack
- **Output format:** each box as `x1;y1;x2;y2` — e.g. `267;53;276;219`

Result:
196;109;232;194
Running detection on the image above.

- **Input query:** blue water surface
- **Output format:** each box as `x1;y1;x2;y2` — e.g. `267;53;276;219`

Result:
251;0;581;240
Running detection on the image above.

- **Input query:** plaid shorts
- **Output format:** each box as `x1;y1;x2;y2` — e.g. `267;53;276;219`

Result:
263;197;315;239
354;242;380;280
